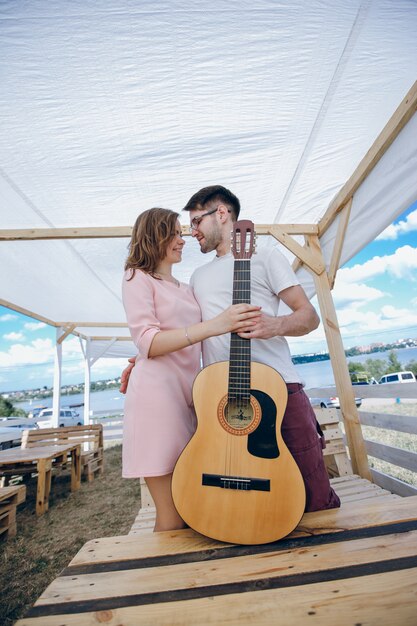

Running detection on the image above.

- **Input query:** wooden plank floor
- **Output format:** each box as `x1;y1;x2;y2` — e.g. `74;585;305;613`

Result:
129;474;402;535
16;490;417;625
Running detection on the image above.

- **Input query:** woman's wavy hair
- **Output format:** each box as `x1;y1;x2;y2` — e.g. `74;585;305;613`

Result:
125;208;179;280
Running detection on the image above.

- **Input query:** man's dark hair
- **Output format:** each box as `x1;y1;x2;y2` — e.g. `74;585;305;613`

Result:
183;185;240;220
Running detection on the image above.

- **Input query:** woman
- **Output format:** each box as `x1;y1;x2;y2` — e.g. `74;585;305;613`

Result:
122;208;260;532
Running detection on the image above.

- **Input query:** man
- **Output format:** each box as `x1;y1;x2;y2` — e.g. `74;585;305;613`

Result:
122;185;340;511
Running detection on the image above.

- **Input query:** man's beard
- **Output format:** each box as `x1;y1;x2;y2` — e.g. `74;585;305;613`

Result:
199;225;223;254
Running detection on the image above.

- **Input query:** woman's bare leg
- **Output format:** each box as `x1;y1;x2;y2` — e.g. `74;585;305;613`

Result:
145;473;186;532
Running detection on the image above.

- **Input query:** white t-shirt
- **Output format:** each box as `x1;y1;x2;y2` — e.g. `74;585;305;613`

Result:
190;246;302;383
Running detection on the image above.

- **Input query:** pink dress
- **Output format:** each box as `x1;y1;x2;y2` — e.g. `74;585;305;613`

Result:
122;270;201;477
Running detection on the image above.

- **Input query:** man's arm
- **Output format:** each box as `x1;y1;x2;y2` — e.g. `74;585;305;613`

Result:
238;285;319;340
119;357;136;394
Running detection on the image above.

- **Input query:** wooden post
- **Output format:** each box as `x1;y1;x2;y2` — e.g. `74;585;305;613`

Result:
52;329;63;428
83;338;91;426
328;198;352;289
36;459;49;515
307;235;371;480
71;445;82;491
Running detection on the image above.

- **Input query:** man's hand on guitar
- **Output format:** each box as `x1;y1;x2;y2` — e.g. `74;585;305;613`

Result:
119;357;136;394
214;303;262;335
237;312;282;340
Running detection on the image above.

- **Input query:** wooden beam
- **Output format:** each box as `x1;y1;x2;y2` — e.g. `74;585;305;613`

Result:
0;223;319;241
291;248;304;273
57;325;76;345
306;234;371;480
318;80;417;237
358;410;417;436
371;469;417;497
0;299;57;326
365;439;417;473
328;197;352;289
0;227;133;240
268;226;325;275
255;224;319;235
73;330;132;341
84;336;133;341
56;322;128;328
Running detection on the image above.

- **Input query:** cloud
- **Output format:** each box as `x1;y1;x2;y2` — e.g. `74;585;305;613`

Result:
24;322;47;331
288;298;417;356
376;209;417;240
380;305;411;320
3;332;24;341
0;336;83;368
332;283;385;308
0;313;17;322
0;338;54;366
340;245;417;283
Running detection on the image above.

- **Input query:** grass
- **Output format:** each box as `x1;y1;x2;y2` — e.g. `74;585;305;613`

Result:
0;444;141;626
360;402;417;487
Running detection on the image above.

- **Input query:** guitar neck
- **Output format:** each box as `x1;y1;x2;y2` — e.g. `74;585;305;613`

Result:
229;259;251;402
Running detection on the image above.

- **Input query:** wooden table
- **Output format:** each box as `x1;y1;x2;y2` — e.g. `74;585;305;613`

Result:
0;444;81;515
15;495;417;625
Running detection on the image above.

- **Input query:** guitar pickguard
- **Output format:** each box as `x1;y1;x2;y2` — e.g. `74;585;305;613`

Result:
247;389;279;459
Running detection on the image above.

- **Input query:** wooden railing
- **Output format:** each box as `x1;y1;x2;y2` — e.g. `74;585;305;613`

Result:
357;409;417;497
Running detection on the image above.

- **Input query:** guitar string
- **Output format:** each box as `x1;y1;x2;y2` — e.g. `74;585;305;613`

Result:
227;238;252;483
231;259;251;481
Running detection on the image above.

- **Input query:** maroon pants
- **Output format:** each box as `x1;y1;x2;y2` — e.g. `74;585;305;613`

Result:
282;384;340;512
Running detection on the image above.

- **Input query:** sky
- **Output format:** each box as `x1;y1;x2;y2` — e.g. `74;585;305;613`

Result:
1;201;417;393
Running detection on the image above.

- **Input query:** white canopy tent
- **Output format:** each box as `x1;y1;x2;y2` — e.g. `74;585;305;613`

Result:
1;0;417;477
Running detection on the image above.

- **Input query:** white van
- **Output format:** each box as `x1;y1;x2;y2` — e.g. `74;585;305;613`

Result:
37;408;83;428
378;371;416;384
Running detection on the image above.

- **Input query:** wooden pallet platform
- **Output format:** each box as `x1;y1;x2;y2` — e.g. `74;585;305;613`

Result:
16;494;417;625
129;474;401;535
0;484;26;539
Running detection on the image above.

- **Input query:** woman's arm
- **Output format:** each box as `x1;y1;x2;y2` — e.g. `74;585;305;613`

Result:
149;303;261;357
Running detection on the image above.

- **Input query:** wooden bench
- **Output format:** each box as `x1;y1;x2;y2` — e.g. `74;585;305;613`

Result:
21;424;104;482
314;406;353;477
0;485;26;539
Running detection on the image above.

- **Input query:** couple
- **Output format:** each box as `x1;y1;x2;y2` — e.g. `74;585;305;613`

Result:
122;185;340;532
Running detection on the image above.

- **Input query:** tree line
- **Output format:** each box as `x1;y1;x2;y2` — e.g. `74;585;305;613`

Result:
348;351;417;381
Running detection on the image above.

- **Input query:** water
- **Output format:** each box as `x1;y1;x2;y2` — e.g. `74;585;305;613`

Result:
294;346;417;389
15;347;417;413
16;387;125;415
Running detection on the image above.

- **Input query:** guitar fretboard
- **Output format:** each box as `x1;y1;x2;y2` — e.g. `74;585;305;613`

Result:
229;259;251;403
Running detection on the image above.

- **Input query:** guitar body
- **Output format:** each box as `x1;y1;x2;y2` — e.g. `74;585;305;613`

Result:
172;360;306;545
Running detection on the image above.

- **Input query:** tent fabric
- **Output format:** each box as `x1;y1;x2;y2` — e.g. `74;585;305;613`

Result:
1;0;417;357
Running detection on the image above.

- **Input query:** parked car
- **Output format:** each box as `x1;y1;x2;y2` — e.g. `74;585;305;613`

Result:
0;418;39;449
309;396;362;409
378;371;416;384
27;406;47;419
350;372;379;385
37;408;83;428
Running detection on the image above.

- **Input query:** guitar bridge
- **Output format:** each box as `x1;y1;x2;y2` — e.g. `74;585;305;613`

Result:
202;473;270;492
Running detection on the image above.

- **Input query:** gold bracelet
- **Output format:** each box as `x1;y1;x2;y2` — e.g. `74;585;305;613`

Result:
184;327;193;346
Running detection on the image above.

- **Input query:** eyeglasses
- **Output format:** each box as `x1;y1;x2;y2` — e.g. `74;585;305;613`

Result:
190;207;218;231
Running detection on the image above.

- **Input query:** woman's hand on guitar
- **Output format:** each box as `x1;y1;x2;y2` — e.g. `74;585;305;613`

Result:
213;304;261;335
119;357;136;394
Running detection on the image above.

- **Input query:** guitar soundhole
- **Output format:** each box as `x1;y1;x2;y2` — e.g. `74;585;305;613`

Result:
218;395;261;435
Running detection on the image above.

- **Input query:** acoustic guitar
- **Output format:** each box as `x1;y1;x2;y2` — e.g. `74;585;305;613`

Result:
172;220;306;544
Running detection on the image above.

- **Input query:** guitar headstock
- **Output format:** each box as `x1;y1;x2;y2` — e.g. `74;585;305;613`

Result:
231;220;255;260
